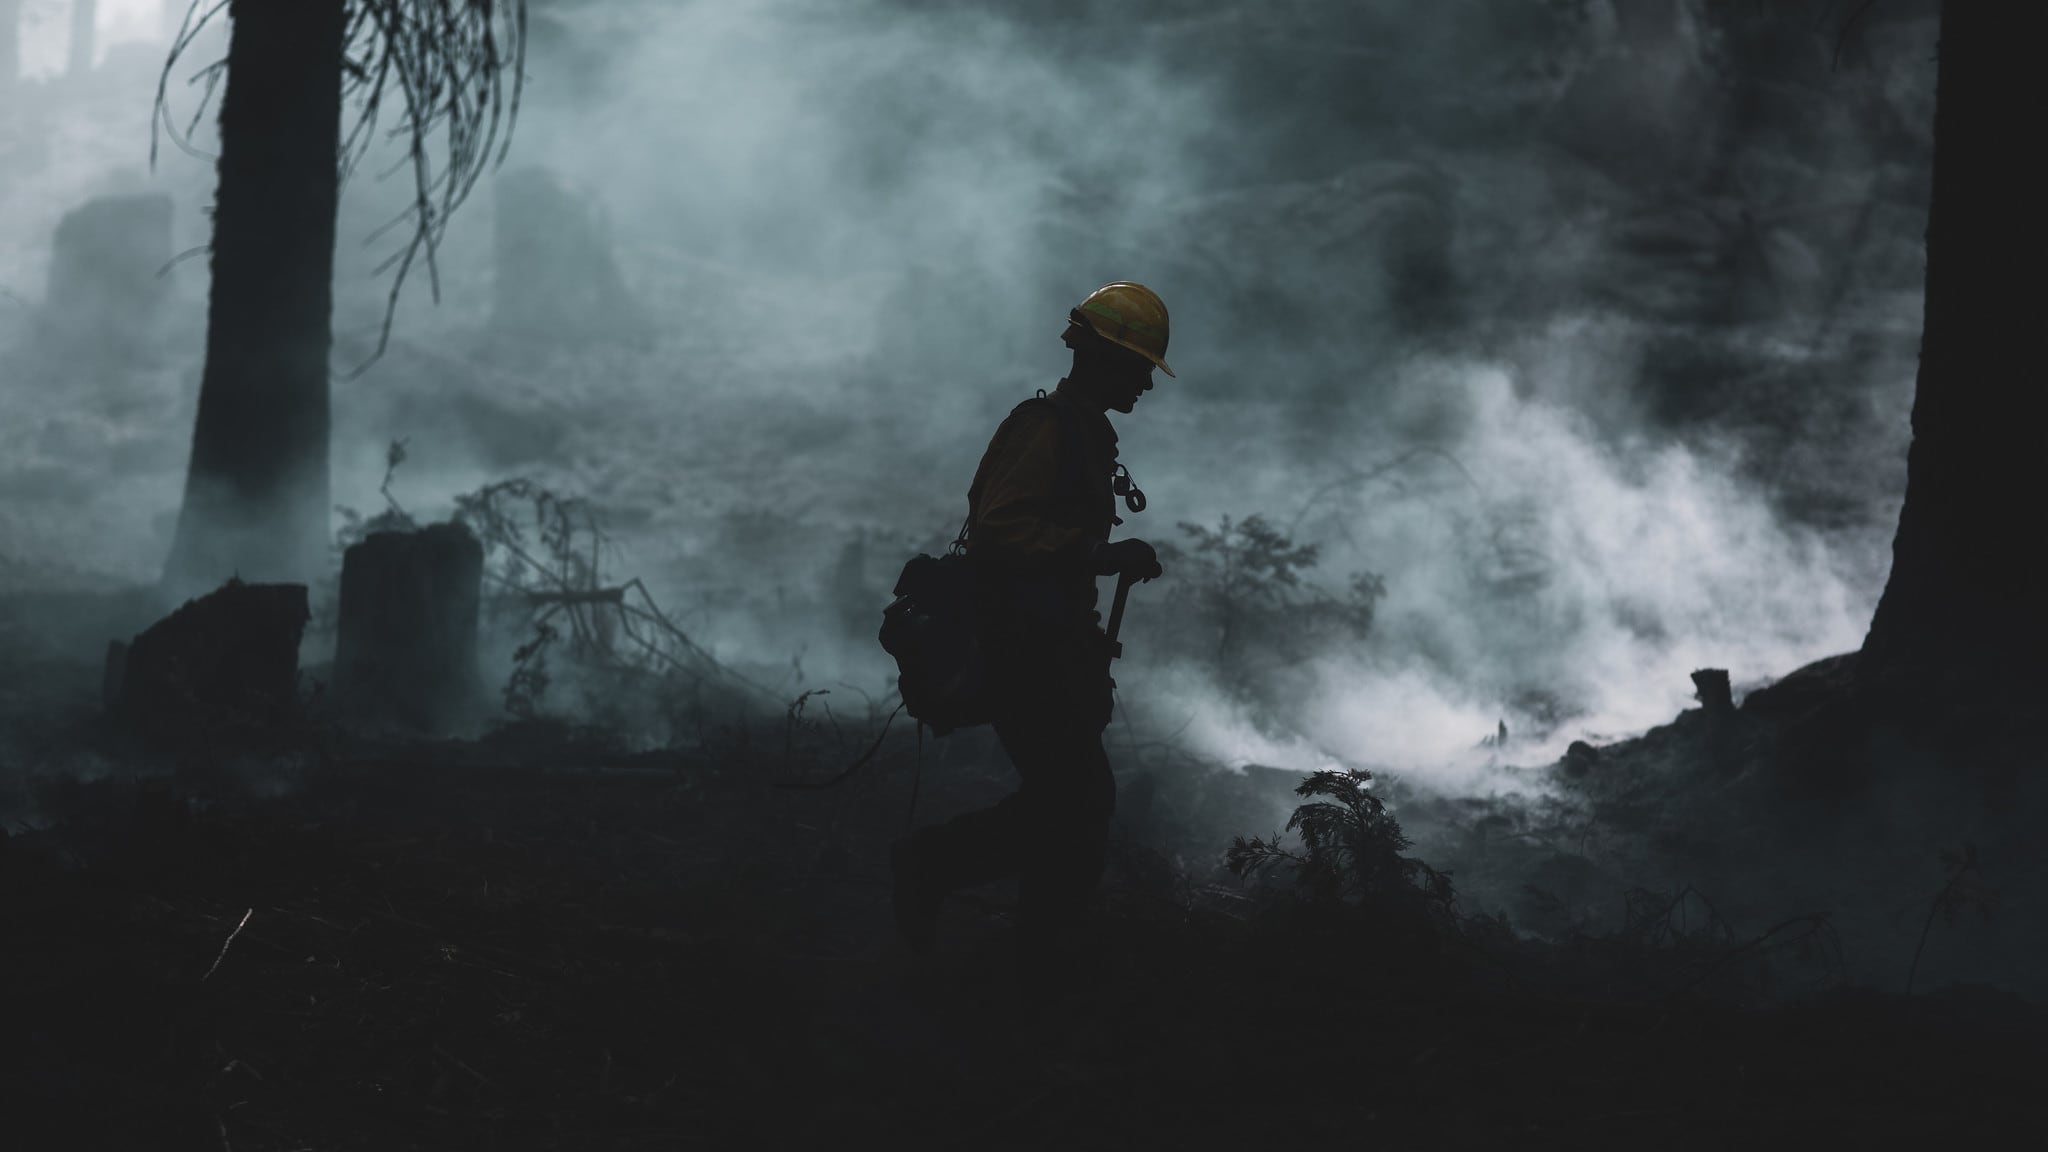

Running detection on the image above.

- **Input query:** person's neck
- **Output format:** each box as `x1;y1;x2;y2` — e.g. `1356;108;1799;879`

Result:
1054;376;1109;414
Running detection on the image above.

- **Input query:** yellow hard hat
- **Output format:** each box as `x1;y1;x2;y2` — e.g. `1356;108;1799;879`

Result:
1073;281;1174;377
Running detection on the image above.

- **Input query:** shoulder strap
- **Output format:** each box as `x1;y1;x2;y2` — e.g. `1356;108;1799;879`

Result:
1034;390;1089;511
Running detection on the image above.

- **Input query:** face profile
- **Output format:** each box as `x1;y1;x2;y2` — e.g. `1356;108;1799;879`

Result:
1077;331;1157;415
1062;280;1171;416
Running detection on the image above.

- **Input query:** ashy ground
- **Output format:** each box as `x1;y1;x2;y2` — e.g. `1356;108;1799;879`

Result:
2;589;2042;1150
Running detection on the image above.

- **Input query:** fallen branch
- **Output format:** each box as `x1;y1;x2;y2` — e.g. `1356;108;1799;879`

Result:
522;588;627;606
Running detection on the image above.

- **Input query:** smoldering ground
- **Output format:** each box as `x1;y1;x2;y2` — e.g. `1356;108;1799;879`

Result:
6;1;2008;987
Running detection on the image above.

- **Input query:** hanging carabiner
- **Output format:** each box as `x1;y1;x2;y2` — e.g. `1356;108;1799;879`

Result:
1112;463;1147;514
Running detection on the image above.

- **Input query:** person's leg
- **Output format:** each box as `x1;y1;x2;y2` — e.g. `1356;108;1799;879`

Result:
892;788;1030;954
893;627;1110;957
1011;723;1114;926
1005;705;1116;999
910;789;1028;889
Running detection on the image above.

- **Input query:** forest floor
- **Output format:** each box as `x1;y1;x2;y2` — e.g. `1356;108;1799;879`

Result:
2;589;2044;1150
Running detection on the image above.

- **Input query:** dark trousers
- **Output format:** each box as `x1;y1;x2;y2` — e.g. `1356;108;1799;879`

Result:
910;626;1116;936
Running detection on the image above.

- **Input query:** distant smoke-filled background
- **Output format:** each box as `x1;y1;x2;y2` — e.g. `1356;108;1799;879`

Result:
0;0;1938;791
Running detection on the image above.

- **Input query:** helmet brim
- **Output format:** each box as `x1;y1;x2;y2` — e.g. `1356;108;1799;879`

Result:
1102;333;1174;378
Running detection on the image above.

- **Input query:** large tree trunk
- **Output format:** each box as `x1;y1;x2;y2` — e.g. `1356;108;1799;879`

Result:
161;2;343;600
1859;2;2046;698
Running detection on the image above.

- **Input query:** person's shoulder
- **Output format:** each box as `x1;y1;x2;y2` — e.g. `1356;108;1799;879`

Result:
999;394;1062;430
1012;390;1062;413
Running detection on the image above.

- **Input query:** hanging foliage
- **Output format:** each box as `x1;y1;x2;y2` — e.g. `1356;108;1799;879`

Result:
153;0;529;370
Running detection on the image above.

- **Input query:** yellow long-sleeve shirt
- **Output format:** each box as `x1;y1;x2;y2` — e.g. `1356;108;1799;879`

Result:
964;386;1118;598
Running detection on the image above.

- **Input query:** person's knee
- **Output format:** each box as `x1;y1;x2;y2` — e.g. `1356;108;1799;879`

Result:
1069;743;1115;822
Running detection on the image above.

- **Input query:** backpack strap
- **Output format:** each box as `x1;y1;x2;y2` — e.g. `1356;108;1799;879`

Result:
1032;389;1090;520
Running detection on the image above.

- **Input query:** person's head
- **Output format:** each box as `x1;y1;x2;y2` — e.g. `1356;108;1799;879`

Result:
1061;282;1173;414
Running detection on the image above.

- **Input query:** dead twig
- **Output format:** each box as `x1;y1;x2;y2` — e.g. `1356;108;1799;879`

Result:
203;908;254;982
1285;445;1480;536
1906;842;1994;996
774;702;906;790
781;689;831;771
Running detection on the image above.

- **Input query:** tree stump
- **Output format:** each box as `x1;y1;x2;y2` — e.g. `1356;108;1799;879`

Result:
41;193;175;358
333;522;483;733
1691;668;1734;716
1563;740;1601;777
116;579;310;746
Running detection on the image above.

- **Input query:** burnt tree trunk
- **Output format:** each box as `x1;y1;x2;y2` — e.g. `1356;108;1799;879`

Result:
1860;2;2045;697
161;1;344;599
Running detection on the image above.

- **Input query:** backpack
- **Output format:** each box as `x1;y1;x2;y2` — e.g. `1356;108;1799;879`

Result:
878;393;1090;735
878;542;988;735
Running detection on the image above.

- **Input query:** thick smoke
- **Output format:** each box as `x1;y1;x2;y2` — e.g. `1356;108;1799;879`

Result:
1;1;1937;794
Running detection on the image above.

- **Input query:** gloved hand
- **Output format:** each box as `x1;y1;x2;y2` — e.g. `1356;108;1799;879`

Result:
1092;538;1163;582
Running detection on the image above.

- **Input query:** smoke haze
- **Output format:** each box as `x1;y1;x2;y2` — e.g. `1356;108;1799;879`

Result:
1;0;1940;793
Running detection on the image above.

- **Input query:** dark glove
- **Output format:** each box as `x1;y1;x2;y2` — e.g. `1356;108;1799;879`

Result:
1092;538;1162;582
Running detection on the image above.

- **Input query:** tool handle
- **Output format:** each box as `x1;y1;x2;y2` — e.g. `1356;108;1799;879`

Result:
1105;570;1137;658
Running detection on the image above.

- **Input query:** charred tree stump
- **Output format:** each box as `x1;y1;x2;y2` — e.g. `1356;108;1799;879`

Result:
1562;740;1601;778
115;579;310;747
41;194;175;360
333;522;483;732
1691;668;1734;717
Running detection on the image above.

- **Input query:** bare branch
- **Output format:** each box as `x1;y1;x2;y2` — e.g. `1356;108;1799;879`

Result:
338;1;529;373
151;1;230;168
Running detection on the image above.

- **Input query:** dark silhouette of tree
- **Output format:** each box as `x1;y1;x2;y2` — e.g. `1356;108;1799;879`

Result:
1859;1;2042;697
154;1;526;599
